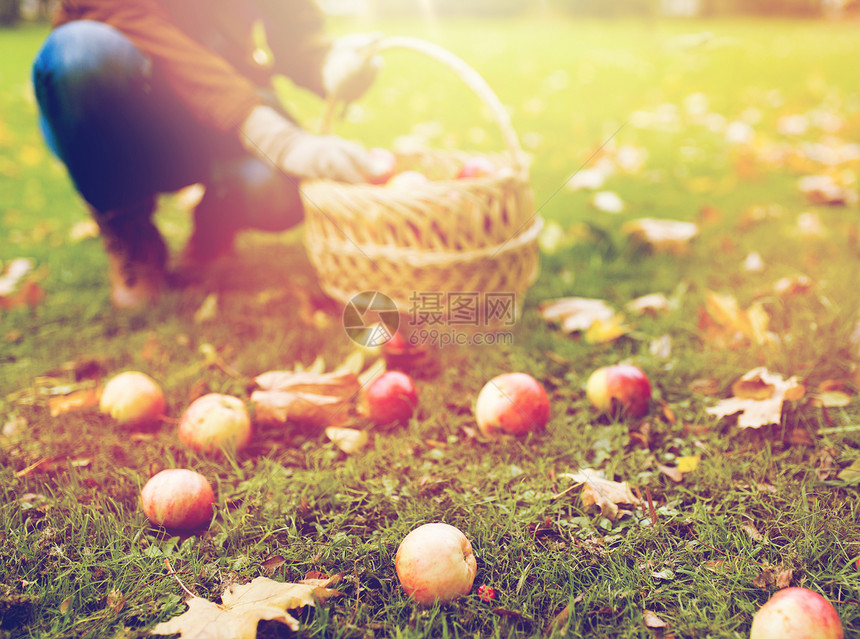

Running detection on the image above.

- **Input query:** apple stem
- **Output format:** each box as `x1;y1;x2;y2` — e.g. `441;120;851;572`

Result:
164;558;198;599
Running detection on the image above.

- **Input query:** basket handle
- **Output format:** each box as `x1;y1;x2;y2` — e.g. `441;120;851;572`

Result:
320;35;527;176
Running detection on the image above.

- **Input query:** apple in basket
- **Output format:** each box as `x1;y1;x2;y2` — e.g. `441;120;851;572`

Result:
140;468;215;532
475;372;550;438
457;156;496;179
387;170;430;189
367;148;398;185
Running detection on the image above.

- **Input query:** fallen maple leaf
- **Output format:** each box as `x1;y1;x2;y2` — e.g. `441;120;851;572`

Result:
705;367;804;429
557;469;642;521
150;576;340;638
251;359;361;428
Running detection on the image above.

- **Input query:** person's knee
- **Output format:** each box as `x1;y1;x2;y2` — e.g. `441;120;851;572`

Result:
222;158;304;231
32;21;149;116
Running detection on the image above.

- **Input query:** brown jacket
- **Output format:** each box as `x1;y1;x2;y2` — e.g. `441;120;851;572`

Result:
54;0;331;133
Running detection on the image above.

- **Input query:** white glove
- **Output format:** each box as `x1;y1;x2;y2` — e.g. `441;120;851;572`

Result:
239;105;375;183
322;32;383;104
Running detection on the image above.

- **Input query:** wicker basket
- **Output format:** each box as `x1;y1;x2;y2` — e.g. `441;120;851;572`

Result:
302;36;542;332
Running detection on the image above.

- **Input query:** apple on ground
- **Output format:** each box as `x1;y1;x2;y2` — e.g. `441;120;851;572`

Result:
586;364;652;418
140;468;215;532
178;393;252;454
99;371;166;428
359;370;418;426
474;372;550;438
395;523;477;605
387;170;430;189
366;148;398;185
457;156;495;179
750;587;843;639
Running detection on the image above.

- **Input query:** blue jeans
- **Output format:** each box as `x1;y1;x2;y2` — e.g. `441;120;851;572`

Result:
32;20;302;232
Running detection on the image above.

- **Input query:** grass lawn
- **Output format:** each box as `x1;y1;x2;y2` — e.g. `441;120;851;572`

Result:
2;12;860;638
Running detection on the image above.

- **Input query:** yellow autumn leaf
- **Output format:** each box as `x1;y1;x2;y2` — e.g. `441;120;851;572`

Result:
584;313;631;344
706;367;804;429
676;455;701;473
150;576;340;638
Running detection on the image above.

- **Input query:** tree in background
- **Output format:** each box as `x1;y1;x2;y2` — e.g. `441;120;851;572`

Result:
0;0;21;25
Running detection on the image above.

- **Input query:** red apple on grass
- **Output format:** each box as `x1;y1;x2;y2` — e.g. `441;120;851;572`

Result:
457;156;495;179
395;523;477;605
367;148;398;185
474;372;550;438
140;469;215;532
99;371;165;428
750;587;843;639
178;393;252;454
586;364;652;418
359;371;418;426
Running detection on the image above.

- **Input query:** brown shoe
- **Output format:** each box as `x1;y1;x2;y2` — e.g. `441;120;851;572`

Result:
94;199;167;309
178;187;239;270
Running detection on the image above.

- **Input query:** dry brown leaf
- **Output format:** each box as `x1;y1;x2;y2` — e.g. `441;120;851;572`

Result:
539;297;615;333
772;275;813;298
838;458;860;483
621;218;699;255
700;291;774;348
325;427;369;454
656;455;699;484
48;388;100;417
706;367;804;429
150;576;340;638
0;258;46;311
643;609;668;629
15;456;92;478
251;369;361;428
559;469;642;521
656;464;683;483
260;556;286;576
625;293;670;316
688;378;721;396
741;522;765;543
752;567;793;590
798;174;856;205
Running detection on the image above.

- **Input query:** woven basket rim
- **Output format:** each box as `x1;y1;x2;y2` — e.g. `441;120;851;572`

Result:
306;216;543;267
